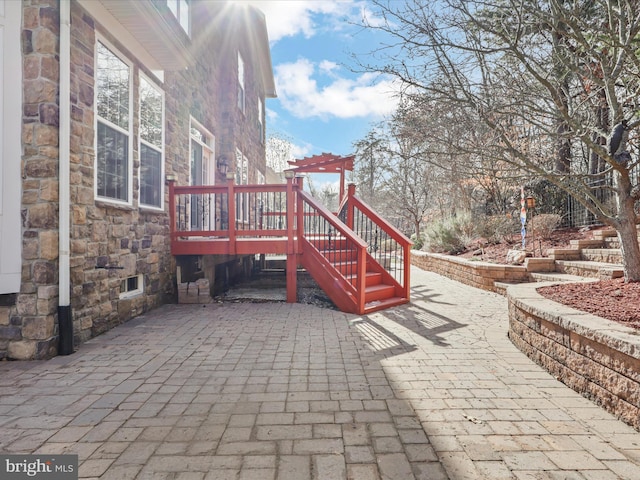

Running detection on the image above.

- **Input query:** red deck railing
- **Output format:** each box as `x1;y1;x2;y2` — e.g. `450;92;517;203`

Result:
169;176;412;313
339;184;413;301
169;176;299;256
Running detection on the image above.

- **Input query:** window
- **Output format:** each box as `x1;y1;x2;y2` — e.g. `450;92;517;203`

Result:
167;0;190;36
139;76;164;209
189;121;215;230
120;274;143;299
237;52;245;114
96;41;132;203
235;149;249;224
258;98;264;143
235;148;248;185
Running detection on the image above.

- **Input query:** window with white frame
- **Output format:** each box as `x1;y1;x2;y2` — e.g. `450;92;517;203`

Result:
167;0;190;36
120;274;143;299
139;76;164;209
189;121;215;230
235;149;249;224
96;41;132;203
237;52;245;114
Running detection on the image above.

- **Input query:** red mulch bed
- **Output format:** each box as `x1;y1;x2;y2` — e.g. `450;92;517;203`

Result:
453;227;640;330
537;279;640;329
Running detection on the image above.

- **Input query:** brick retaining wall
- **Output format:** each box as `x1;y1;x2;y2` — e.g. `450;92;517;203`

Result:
411;250;640;431
507;283;640;431
410;251;531;292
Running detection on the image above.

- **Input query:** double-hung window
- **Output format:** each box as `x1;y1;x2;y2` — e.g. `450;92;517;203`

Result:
96;41;132;203
237;52;245;114
139;76;164;209
167;0;190;36
235;149;249;224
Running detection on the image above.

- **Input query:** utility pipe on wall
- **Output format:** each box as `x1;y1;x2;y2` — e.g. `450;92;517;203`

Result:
58;0;73;355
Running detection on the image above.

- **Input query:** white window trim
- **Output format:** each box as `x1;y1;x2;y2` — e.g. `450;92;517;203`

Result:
119;274;144;299
94;36;134;206
189;118;215;185
138;72;165;211
167;0;190;37
237;51;245;114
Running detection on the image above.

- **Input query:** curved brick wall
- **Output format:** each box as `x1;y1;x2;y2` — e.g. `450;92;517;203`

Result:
507;283;640;431
410;251;640;431
410;251;530;292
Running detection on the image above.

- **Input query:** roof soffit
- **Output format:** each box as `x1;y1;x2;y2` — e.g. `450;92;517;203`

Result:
79;0;195;71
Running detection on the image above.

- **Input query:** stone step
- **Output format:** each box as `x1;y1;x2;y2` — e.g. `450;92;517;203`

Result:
554;260;624;279
547;248;581;261
569;239;604;248
493;281;527;296
529;272;594;283
592;228;618;240
580;248;623;264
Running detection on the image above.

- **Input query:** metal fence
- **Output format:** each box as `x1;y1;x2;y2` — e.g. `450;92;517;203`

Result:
564;168;640;227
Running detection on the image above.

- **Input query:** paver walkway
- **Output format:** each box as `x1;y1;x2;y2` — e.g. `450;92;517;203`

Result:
1;267;639;479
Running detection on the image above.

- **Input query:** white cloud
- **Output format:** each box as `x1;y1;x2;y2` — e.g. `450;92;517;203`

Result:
274;58;398;120
243;1;352;43
319;60;339;76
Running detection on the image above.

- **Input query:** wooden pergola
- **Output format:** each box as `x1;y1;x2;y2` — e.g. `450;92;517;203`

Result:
287;153;355;203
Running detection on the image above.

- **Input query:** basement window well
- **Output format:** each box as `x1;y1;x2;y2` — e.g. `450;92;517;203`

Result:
120;274;143;299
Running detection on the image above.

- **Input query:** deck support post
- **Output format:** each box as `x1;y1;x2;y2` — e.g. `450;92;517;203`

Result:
227;173;236;255
286;254;297;303
285;172;297;303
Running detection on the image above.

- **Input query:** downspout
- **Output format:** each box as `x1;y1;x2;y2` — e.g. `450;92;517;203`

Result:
58;0;73;355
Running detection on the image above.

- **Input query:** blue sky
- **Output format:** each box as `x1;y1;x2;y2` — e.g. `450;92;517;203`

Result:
243;1;399;162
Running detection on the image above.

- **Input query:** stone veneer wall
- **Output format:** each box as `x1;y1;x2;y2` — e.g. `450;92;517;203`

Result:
67;4;175;345
507;283;640;431
1;1;270;360
8;0;62;360
410;251;530;292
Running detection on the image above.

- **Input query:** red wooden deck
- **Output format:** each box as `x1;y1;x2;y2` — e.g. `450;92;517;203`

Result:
169;176;413;314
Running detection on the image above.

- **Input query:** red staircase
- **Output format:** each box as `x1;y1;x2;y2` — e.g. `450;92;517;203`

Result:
169;176;412;314
297;190;410;314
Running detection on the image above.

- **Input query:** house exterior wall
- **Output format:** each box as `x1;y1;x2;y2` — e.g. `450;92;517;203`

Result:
0;0;272;360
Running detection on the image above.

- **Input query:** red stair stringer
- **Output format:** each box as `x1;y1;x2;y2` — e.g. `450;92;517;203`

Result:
299;237;409;315
299;236;361;313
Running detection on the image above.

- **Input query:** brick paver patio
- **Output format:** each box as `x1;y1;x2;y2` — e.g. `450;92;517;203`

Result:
1;267;639;479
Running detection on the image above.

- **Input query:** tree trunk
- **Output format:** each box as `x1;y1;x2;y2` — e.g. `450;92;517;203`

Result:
616;219;640;282
615;173;640;282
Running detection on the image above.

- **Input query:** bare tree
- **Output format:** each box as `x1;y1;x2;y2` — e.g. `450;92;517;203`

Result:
384;118;435;242
352;126;391;208
266;132;295;173
359;0;640;281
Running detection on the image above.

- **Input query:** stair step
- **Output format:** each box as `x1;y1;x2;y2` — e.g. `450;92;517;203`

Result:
529;272;595;283
346;271;383;286
569;239;604;248
365;283;396;303
363;296;409;314
547;248;581;261
332;261;360;275
321;249;357;263
593;228;618;240
580;248;622;264
555;260;624;279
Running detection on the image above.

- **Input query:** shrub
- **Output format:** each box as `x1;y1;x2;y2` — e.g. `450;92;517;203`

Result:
410;234;424;250
424;212;476;254
476;214;518;244
531;213;561;239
